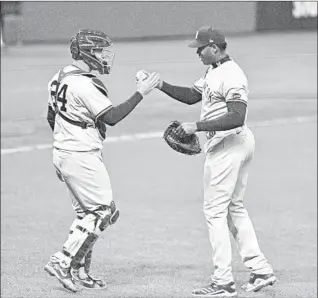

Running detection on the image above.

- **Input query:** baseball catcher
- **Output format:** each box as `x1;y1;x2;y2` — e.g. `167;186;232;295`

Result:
44;31;159;293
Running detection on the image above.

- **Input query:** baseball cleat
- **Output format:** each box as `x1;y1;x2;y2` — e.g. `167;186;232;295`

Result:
44;260;78;292
192;281;237;297
241;273;277;292
44;260;56;277
71;268;107;289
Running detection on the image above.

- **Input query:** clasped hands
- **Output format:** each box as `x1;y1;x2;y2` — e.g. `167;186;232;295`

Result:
136;69;198;136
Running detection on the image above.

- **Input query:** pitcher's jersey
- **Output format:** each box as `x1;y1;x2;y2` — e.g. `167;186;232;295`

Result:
48;65;112;151
193;59;249;150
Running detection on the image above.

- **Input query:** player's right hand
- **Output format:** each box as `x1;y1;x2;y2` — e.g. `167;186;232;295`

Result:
157;79;163;89
154;73;163;89
137;72;160;97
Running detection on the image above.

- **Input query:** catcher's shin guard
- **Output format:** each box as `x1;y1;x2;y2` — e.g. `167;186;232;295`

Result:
69;232;99;269
84;249;93;273
67;248;92;280
63;214;103;268
63;202;119;268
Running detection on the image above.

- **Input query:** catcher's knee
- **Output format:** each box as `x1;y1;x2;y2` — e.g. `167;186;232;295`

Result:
109;201;120;225
91;201;120;232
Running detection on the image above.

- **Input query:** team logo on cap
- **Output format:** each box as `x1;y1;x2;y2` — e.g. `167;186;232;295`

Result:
232;93;241;100
195;31;199;40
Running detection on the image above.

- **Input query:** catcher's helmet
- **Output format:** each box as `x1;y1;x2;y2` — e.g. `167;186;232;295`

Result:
70;29;115;75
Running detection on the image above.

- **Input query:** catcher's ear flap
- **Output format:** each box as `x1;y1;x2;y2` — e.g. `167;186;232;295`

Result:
70;34;81;60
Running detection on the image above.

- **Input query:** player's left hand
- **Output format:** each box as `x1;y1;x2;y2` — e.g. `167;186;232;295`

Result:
176;122;198;137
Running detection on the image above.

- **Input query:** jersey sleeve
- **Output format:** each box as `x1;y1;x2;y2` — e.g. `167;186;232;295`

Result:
46;76;58;131
192;77;204;94
222;73;249;105
192;66;211;94
79;77;113;118
47;77;56;108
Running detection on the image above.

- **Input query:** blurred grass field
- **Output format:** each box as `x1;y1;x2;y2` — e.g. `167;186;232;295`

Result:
1;31;317;298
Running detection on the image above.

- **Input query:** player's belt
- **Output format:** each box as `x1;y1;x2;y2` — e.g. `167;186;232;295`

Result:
206;127;244;140
58;111;92;129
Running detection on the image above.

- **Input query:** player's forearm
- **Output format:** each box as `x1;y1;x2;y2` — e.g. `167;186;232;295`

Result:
196;111;244;132
47;105;56;131
196;102;246;132
159;81;202;105
99;92;143;126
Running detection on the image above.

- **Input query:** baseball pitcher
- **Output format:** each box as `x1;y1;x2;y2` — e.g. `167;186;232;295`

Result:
152;26;276;297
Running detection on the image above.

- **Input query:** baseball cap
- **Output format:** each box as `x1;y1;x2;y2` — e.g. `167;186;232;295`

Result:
188;26;226;48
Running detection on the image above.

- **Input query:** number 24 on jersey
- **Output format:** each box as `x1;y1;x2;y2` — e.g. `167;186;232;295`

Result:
50;80;69;112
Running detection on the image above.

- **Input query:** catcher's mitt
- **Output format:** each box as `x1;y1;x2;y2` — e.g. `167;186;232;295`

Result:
163;121;201;155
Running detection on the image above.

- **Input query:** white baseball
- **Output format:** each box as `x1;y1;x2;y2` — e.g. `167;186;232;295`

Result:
136;70;149;83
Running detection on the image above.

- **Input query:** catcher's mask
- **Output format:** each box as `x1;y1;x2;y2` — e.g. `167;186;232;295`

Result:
70;29;115;75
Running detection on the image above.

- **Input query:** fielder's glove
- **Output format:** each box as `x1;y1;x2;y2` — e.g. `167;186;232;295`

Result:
163;121;201;155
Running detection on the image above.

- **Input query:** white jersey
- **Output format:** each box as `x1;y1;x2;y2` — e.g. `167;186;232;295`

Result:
48;65;112;151
193;59;249;151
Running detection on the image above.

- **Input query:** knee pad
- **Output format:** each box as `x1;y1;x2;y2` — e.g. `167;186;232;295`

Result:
84;249;93;273
93;201;120;232
109;201;120;225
